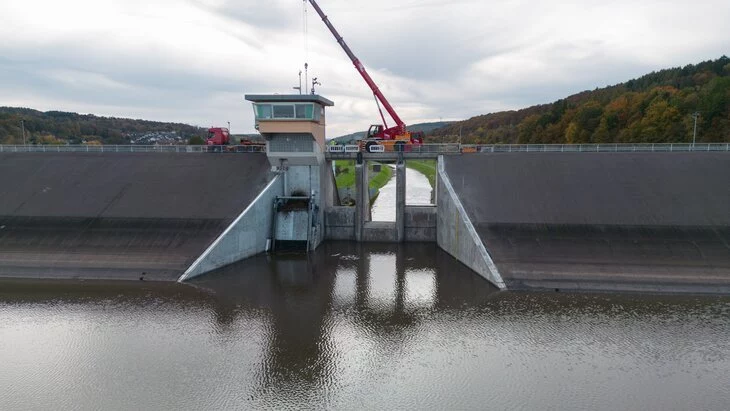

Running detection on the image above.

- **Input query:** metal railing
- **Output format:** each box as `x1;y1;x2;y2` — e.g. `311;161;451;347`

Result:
327;142;730;154
3;142;727;155
327;143;461;154
471;143;730;153
0;144;266;153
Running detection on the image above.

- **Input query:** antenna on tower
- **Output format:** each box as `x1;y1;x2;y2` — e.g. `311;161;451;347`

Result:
304;63;309;95
293;70;303;94
311;77;321;95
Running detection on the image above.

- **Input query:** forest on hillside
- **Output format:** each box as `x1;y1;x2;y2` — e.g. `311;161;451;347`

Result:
2;57;728;146
0;107;205;145
429;56;730;144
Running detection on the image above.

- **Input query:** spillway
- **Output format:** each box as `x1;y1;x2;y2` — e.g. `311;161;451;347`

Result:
0;152;272;280
442;152;730;293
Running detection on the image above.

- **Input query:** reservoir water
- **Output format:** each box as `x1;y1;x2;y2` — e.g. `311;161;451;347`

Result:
1;242;728;410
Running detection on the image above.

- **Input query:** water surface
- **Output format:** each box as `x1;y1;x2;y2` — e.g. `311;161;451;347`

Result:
371;166;432;221
1;243;728;410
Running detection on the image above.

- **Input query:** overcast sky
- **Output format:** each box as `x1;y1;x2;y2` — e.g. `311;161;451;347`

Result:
1;0;728;137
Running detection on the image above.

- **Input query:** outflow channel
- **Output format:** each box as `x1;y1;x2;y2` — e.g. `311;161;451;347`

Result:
371;166;432;221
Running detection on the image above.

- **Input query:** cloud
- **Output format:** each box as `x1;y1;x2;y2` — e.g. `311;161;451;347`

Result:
0;0;729;137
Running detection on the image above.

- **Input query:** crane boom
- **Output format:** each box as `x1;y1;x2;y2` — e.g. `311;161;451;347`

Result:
307;0;406;134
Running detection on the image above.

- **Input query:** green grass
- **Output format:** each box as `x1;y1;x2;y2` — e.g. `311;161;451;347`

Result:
334;160;356;189
369;164;392;190
405;159;437;189
333;160;393;192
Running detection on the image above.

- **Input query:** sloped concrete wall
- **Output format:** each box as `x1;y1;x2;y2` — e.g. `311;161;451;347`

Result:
436;156;505;289
0;152;272;281
444;152;730;292
446;152;730;227
179;176;283;281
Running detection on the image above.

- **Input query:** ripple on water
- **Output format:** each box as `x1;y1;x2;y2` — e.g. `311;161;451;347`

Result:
1;250;729;410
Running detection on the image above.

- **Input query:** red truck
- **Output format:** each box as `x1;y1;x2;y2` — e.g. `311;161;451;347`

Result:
205;127;265;152
206;127;230;145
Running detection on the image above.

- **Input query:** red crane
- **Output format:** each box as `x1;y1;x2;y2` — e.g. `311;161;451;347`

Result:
307;0;423;152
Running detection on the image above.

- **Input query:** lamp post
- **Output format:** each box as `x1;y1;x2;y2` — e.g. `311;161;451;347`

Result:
691;112;700;146
20;120;26;146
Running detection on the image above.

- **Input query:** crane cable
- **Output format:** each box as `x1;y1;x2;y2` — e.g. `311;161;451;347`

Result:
302;0;310;89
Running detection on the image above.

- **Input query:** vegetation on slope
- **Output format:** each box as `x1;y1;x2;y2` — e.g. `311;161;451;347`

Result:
429;56;730;144
0;107;205;145
334;160;393;191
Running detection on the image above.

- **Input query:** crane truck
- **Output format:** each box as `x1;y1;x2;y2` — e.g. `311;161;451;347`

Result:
307;0;424;153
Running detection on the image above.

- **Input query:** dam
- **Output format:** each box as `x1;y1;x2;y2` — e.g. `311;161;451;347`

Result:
0;94;728;293
0;152;272;280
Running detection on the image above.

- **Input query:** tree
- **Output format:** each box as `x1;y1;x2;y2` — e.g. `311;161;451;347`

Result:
188;135;205;145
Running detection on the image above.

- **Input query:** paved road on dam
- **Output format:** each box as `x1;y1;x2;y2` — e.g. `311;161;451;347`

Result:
444;152;730;292
0;152;272;281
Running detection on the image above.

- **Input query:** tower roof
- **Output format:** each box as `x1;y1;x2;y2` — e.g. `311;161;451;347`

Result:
244;94;334;106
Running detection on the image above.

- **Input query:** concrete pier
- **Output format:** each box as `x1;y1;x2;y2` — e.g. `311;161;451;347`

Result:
395;161;406;242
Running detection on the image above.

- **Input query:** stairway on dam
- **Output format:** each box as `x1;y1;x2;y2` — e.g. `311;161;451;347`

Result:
0;152;273;280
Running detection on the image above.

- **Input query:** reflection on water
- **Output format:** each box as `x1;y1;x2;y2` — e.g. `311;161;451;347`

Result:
1;243;729;410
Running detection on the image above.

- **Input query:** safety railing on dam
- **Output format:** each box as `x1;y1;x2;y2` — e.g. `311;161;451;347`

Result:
0;144;265;153
1;142;727;156
471;143;730;153
325;142;730;159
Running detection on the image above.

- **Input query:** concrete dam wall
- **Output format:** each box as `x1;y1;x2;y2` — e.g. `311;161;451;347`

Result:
443;153;730;292
0;152;272;280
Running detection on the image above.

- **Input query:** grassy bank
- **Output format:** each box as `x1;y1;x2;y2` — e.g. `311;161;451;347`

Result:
334;160;393;192
334;160;356;189
405;159;436;189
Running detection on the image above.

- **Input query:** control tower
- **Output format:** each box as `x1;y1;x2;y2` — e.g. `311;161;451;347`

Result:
245;94;334;167
244;94;337;251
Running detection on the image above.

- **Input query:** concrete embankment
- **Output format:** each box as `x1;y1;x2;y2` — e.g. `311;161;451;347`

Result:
0;152;272;281
443;152;730;293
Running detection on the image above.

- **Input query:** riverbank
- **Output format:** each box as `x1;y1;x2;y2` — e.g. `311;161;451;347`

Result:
405;159;436;189
334;160;392;203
